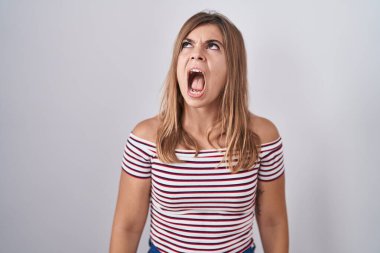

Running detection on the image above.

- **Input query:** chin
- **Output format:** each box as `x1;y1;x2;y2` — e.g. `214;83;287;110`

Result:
182;98;203;107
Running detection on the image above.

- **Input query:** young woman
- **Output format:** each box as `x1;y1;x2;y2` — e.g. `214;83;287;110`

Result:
109;11;289;253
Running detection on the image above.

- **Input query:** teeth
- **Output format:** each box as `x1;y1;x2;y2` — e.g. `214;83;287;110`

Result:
190;68;203;73
190;88;203;93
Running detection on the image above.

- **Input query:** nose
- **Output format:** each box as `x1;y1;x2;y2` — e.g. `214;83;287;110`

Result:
190;46;205;61
191;54;204;61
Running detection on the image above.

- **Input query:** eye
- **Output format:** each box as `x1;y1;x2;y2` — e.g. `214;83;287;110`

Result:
181;41;192;49
207;42;220;50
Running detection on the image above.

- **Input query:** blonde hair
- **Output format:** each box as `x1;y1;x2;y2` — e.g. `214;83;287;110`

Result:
156;11;261;173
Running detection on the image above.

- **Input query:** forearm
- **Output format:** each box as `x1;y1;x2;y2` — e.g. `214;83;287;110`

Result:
109;227;142;253
258;221;289;253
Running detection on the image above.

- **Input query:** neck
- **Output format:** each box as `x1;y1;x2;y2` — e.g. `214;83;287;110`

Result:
181;104;220;136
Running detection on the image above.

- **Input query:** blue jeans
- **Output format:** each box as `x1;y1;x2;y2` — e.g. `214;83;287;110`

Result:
148;239;256;253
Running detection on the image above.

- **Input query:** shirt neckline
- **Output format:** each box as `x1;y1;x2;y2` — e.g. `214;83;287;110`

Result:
130;132;228;153
129;132;282;153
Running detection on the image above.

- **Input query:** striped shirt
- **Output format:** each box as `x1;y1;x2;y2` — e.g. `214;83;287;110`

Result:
121;132;285;253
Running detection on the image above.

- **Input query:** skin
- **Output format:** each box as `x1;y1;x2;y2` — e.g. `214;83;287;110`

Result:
251;116;289;253
177;24;227;113
176;24;228;147
109;24;289;253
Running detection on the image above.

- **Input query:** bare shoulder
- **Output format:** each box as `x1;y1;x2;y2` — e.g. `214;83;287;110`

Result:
249;112;281;144
131;115;160;143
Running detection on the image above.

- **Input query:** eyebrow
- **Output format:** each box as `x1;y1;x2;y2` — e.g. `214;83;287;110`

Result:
183;38;224;47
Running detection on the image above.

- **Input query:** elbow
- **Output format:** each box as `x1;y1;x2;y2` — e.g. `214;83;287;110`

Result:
112;218;146;234
257;212;288;228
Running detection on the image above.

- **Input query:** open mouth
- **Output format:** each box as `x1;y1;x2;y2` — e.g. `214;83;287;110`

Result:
187;68;206;97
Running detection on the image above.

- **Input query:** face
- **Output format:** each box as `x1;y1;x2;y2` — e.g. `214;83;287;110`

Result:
176;24;227;109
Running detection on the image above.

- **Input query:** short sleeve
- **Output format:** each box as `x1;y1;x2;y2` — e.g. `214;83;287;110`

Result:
258;136;285;181
120;133;152;179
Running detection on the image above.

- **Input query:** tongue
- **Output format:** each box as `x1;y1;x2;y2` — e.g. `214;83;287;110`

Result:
191;75;205;91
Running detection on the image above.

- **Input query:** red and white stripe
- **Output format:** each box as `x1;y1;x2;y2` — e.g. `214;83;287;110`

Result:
121;132;285;253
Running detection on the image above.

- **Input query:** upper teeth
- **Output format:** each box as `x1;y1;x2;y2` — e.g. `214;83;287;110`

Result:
190;69;202;73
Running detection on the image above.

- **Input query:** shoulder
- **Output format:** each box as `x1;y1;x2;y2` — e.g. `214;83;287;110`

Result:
131;115;160;143
249;112;281;144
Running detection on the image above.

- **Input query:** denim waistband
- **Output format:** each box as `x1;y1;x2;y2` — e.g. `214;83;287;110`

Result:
148;239;256;253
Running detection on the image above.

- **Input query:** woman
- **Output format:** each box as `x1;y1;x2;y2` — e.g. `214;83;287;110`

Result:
109;11;289;253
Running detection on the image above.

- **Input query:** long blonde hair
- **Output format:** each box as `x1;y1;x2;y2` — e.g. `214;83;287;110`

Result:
156;11;261;173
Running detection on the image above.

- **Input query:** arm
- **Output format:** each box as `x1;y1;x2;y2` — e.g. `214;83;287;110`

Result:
109;118;158;253
109;170;151;253
256;173;289;253
251;114;289;253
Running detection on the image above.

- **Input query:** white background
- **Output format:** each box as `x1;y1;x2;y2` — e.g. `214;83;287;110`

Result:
1;0;379;252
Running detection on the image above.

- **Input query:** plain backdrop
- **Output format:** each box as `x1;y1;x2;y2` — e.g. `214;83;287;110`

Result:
1;0;379;252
